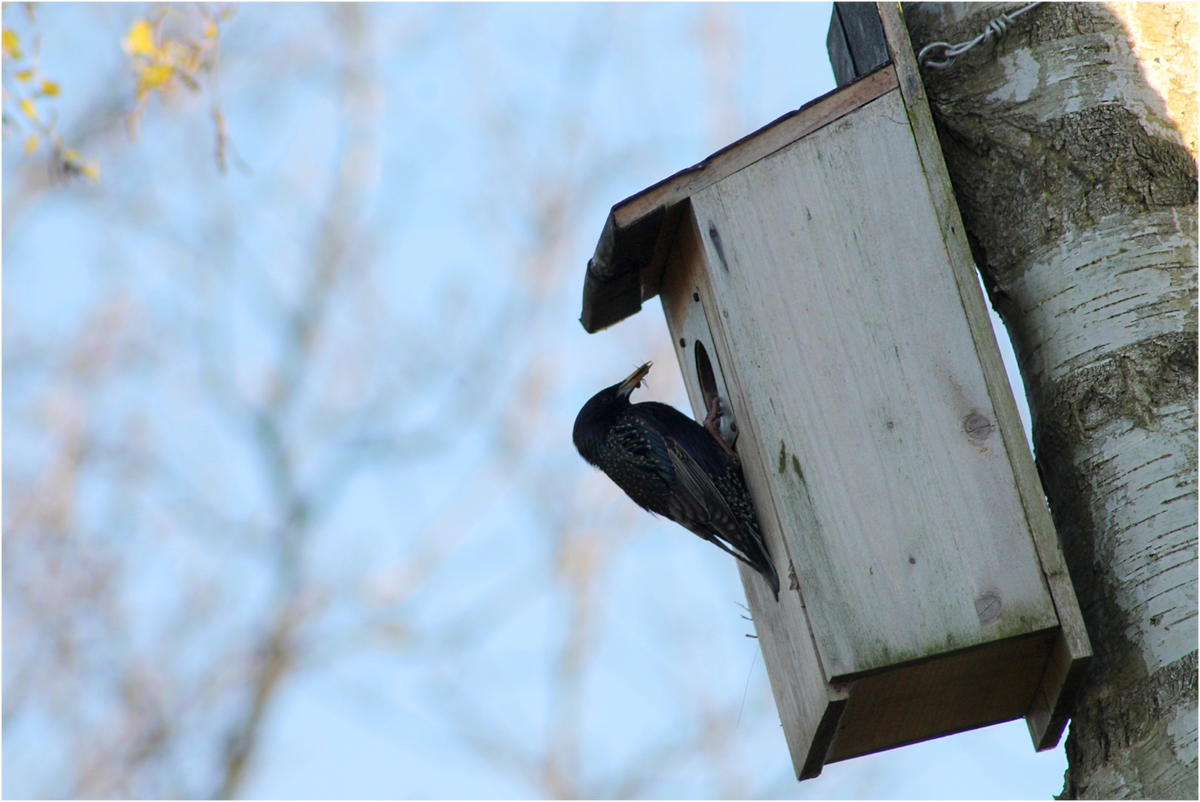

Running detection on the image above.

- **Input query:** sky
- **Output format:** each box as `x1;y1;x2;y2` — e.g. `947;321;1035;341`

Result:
4;3;1058;799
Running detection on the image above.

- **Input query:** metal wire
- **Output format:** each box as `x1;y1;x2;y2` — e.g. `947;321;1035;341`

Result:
917;3;1042;70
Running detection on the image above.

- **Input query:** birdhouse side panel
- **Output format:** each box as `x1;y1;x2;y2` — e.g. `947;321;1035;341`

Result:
659;212;845;779
687;87;1059;679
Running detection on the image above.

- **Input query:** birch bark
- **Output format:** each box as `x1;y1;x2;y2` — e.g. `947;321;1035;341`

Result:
903;3;1197;798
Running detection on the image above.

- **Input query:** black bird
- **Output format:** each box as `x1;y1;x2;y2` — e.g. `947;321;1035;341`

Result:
573;362;780;601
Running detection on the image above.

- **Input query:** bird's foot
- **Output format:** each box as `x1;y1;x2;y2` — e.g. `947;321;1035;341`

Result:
703;395;740;458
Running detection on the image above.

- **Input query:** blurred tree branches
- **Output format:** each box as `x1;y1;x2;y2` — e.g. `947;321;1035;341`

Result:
3;4;796;799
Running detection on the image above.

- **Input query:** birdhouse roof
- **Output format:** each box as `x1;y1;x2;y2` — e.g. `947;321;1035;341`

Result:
579;64;898;334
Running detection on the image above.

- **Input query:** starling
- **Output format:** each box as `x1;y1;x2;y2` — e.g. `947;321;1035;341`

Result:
573;362;780;601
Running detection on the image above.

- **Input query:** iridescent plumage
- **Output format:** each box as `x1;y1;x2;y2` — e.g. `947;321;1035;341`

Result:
573;363;780;600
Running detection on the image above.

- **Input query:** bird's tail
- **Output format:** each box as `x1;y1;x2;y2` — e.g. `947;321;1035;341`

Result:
739;527;780;602
754;544;781;602
711;531;780;602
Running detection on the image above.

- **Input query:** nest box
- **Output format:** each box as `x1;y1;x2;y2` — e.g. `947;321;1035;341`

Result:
579;3;1091;781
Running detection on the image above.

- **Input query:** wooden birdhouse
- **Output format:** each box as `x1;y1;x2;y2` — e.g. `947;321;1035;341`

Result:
579;3;1091;781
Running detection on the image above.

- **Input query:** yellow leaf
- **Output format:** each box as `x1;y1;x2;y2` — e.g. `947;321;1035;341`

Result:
18;98;38;122
123;19;156;56
2;29;20;60
14;69;34;82
203;21;218;39
24;133;38;155
81;161;99;180
40;80;59;96
137;62;174;94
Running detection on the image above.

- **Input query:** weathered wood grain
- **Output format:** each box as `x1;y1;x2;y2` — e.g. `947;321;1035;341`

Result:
689;84;1059;681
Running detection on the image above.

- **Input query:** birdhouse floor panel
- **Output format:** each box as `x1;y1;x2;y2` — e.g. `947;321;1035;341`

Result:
826;627;1059;763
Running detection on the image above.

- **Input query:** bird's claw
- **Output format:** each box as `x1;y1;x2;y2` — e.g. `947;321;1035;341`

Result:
703;395;739;458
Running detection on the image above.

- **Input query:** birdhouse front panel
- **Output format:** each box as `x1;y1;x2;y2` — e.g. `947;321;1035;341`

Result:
683;83;1061;681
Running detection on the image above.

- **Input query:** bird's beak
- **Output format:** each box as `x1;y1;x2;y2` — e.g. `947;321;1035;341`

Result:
617;362;652;398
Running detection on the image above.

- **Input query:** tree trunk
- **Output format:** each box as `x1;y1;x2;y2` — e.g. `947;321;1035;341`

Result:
902;3;1197;799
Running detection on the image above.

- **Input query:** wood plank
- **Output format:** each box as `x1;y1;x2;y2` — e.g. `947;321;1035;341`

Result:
874;2;1093;747
1024;627;1091;750
828;3;890;88
660;209;845;780
826;6;856;90
827;628;1058;762
687;86;1059;680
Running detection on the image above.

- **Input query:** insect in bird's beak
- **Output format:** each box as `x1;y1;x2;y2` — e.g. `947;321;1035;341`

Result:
618;362;652;398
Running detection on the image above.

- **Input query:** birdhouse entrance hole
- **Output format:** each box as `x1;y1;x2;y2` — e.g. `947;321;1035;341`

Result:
694;340;718;414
